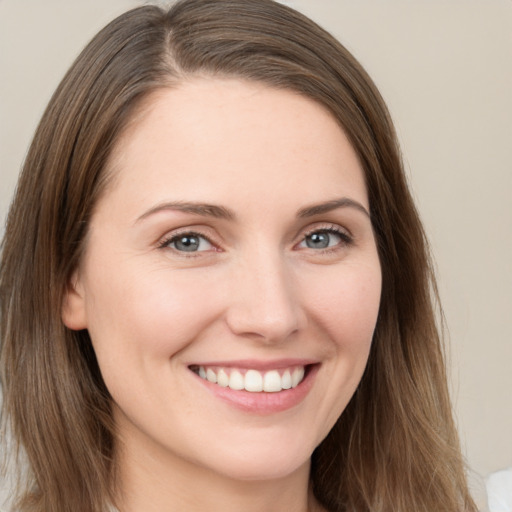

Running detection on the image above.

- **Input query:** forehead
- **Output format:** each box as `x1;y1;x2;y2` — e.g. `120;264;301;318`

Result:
102;78;368;216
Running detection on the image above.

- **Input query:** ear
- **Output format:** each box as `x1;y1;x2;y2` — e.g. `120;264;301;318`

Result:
61;270;88;330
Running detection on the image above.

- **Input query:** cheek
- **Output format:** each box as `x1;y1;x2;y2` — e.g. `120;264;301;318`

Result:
83;261;223;362
305;261;382;350
297;260;381;443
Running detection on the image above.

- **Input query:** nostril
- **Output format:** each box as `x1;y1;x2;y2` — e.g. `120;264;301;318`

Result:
224;303;303;342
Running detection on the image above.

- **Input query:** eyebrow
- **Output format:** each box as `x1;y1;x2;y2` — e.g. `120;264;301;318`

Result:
297;198;370;218
136;197;370;224
136;201;235;223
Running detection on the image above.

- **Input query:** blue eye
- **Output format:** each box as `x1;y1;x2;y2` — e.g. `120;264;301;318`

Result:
163;233;213;252
299;229;349;250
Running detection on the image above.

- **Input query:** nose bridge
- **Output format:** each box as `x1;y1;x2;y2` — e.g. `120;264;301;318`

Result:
226;245;302;342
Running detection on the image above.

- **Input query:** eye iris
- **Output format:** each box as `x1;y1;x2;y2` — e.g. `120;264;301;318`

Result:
175;235;200;252
306;231;330;249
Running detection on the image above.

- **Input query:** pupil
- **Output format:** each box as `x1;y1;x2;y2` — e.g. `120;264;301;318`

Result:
176;235;199;251
307;232;329;249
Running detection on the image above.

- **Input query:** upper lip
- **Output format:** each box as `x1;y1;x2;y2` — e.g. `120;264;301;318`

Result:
187;358;319;371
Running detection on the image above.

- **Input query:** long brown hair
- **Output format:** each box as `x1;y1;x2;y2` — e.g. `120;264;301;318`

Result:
1;1;476;511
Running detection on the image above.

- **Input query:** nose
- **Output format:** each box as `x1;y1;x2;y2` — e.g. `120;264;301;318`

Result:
225;249;305;344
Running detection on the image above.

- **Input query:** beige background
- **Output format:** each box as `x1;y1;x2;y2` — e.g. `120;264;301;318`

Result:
1;1;511;509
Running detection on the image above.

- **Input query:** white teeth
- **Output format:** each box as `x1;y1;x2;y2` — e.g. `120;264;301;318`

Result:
281;370;292;389
217;368;229;387
229;370;245;390
195;365;307;393
291;367;305;388
263;370;282;392
206;368;217;383
244;369;263;392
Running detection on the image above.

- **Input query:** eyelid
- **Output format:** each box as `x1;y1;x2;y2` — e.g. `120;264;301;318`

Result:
301;222;352;238
157;227;221;253
294;223;354;251
299;222;352;241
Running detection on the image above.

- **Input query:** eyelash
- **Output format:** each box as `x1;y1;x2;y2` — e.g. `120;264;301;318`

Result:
157;230;217;256
299;225;354;252
157;224;353;257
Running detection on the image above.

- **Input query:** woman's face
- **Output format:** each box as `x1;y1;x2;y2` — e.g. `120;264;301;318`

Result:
63;79;381;483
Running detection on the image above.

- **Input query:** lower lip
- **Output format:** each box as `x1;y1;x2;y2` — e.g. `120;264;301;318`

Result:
191;365;319;415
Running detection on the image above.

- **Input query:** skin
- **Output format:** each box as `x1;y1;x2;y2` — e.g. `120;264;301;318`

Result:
62;79;382;512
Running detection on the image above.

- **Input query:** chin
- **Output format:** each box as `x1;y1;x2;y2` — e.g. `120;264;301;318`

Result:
217;459;309;483
199;439;313;482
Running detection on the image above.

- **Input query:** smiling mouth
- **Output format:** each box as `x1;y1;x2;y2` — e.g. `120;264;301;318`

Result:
189;365;309;393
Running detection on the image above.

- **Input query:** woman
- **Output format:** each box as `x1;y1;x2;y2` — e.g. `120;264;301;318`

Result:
0;1;477;511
